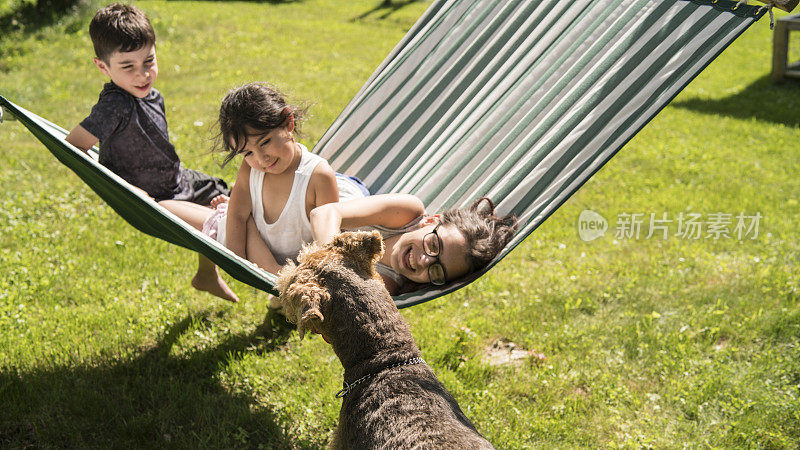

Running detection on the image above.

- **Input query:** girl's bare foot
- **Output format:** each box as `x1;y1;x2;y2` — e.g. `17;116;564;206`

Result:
191;267;239;303
210;195;229;209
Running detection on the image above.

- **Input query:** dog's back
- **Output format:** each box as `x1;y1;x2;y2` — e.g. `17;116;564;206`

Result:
334;363;494;449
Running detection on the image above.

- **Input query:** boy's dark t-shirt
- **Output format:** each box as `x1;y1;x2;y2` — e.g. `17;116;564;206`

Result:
80;82;228;203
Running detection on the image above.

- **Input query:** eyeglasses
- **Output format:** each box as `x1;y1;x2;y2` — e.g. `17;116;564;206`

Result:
422;224;448;286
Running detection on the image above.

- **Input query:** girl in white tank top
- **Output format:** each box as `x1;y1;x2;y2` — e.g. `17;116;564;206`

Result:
175;83;368;303
208;83;343;274
212;145;365;265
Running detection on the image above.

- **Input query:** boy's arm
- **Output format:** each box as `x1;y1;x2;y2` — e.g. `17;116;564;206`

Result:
225;161;253;259
64;125;99;152
309;193;425;245
64;124;156;200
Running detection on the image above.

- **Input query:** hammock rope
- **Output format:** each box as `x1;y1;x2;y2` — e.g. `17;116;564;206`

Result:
1;0;768;308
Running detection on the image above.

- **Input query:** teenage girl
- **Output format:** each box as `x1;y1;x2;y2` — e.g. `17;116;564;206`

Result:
307;195;518;295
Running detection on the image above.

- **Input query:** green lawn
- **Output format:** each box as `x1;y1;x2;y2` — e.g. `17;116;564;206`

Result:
1;1;799;448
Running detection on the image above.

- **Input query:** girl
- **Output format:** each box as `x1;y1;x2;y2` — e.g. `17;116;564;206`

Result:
209;82;342;273
308;195;518;295
184;83;515;299
174;82;348;301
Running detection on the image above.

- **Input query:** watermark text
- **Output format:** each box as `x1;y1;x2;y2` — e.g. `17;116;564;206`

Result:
578;210;761;242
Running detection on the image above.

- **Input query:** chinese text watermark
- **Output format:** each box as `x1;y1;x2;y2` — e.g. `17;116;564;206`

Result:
578;210;761;242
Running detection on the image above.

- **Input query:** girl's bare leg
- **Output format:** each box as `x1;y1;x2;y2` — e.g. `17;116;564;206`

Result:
158;200;214;230
158;199;239;303
191;254;239;303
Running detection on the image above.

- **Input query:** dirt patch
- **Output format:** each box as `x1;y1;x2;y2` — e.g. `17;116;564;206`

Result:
483;338;546;366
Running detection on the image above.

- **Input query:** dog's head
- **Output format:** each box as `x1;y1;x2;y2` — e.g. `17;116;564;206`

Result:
276;230;384;340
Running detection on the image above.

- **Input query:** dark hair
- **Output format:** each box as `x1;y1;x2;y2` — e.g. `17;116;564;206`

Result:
90;3;156;62
439;197;518;273
214;82;308;167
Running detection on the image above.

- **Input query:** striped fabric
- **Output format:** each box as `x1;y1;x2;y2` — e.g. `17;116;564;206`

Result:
2;0;766;308
316;0;766;307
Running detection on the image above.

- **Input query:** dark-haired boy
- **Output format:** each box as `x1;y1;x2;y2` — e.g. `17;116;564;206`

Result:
66;3;238;302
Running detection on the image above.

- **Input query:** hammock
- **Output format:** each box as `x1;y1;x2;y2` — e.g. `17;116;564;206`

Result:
1;0;769;308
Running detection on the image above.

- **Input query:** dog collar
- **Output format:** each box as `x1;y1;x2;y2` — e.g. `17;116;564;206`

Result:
335;357;426;398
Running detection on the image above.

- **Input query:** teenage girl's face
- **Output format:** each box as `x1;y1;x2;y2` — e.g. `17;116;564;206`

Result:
388;220;471;285
236;124;300;175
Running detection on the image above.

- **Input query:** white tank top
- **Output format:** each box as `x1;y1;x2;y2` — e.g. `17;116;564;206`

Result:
213;146;368;263
250;145;324;265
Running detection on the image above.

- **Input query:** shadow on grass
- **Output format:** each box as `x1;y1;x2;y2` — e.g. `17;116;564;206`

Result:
353;0;426;21
0;0;300;40
0;0;92;39
0;309;311;448
671;75;800;128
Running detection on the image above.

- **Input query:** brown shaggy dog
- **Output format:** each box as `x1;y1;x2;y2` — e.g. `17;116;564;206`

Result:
276;231;494;449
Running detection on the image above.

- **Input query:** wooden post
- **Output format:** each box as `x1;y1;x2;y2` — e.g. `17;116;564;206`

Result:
773;18;789;82
772;14;800;82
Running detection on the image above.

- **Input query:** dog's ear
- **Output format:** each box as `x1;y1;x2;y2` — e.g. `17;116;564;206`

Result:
299;300;325;340
295;241;323;266
282;278;329;340
332;231;384;259
295;282;328;340
331;231;384;276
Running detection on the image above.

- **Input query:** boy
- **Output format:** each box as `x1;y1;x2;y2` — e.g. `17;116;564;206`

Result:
65;3;237;302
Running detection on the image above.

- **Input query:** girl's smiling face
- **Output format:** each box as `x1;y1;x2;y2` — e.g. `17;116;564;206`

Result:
388;220;471;285
236;124;300;175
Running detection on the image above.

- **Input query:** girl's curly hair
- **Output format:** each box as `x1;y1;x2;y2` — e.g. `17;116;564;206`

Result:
439;197;518;273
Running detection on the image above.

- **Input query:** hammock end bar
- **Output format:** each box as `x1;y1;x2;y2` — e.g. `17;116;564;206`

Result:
0;106;19;123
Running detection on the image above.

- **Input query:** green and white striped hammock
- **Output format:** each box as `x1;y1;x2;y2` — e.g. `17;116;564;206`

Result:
0;0;770;308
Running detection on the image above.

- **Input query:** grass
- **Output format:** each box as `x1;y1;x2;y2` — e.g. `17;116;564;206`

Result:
1;0;799;447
